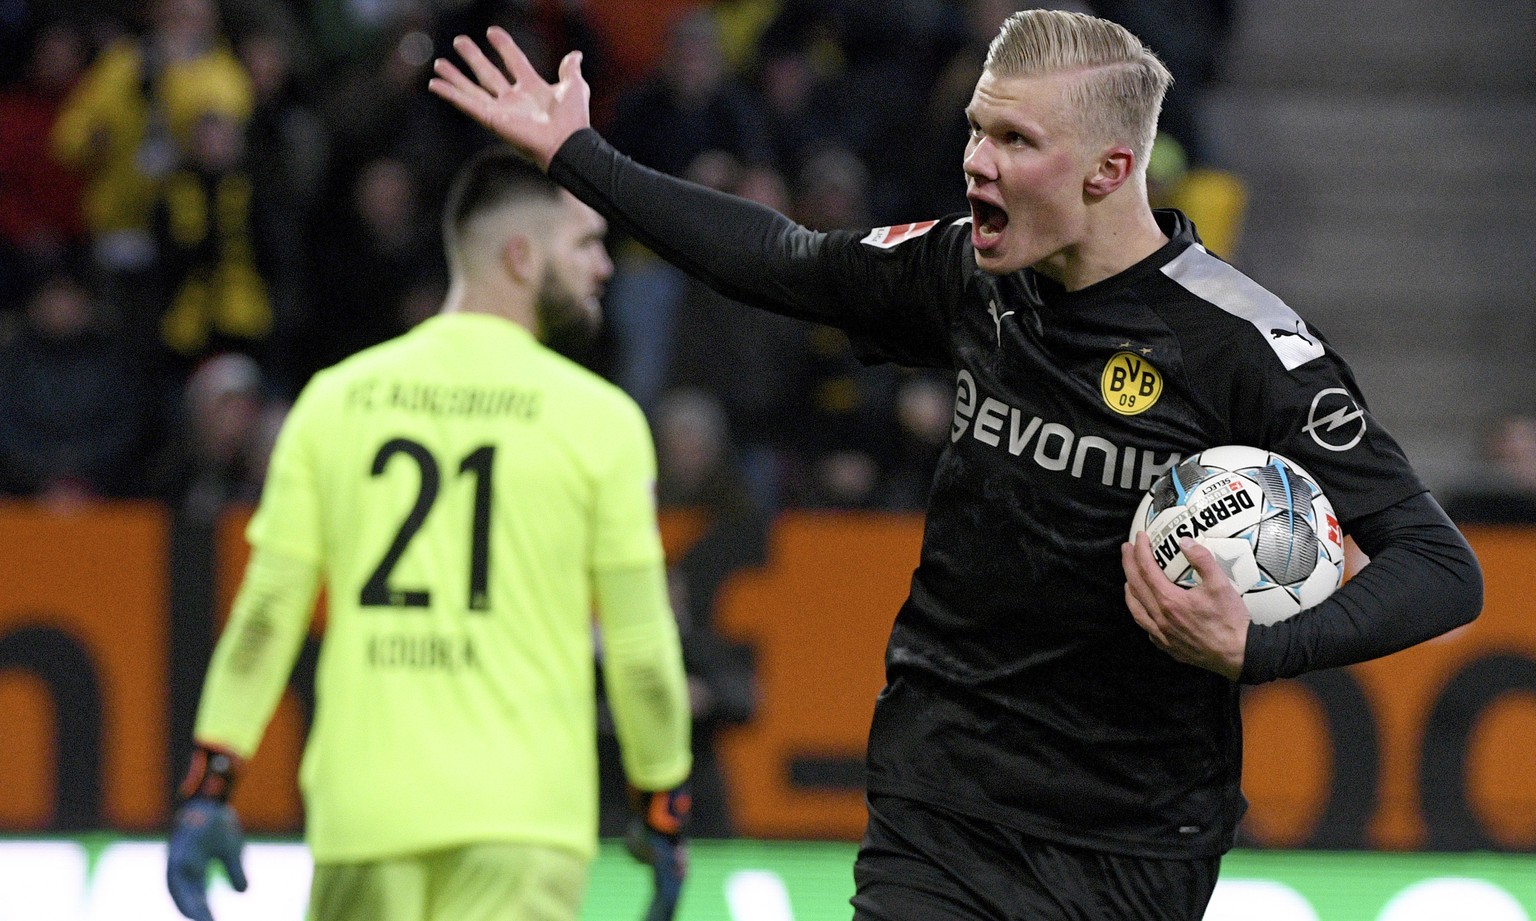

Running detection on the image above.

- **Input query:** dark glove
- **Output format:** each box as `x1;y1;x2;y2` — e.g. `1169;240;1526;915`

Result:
166;745;247;921
624;785;691;921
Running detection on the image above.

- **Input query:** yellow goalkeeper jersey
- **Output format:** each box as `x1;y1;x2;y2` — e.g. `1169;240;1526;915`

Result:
197;312;688;862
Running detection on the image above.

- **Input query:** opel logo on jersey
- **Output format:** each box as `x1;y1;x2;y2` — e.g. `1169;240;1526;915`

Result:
1100;351;1163;416
1303;387;1367;452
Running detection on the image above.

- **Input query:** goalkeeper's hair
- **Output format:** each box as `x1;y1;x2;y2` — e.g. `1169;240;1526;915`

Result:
442;147;563;260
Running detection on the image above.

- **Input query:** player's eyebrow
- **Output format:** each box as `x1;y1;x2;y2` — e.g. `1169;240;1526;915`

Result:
965;104;1045;141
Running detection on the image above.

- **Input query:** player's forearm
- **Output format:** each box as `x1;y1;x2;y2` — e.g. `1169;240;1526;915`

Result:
1240;493;1482;683
595;563;693;791
549;128;840;326
193;547;321;757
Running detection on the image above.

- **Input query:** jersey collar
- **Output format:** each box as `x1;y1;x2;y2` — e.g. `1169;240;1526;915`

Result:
1022;209;1200;310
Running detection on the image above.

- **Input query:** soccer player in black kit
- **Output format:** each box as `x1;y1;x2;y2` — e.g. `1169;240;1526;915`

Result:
430;10;1483;920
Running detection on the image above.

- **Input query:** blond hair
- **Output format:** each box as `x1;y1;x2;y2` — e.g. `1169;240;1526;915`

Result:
983;9;1171;166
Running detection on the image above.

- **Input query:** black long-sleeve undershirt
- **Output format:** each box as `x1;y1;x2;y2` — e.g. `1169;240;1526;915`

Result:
1240;491;1483;683
550;128;842;327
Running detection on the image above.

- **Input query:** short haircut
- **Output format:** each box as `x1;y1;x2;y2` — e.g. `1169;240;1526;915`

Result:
442;147;563;258
983;10;1171;166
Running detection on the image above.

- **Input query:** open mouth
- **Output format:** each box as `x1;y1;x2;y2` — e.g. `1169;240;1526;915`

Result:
970;199;1009;238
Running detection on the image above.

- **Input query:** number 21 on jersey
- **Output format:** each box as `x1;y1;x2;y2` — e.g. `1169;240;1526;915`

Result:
361;437;494;612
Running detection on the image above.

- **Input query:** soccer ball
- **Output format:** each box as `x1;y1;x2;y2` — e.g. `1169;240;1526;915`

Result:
1128;445;1346;625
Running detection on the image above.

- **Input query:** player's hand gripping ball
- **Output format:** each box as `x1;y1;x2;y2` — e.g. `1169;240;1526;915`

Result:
1129;445;1345;625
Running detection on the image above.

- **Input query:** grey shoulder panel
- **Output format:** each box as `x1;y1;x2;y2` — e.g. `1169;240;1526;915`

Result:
1160;244;1325;371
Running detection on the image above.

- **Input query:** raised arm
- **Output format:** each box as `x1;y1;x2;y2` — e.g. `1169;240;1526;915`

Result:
430;29;841;325
428;27;591;171
430;30;959;360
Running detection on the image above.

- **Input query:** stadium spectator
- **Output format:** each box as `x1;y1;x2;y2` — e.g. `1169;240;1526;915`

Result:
599;10;774;413
755;0;962;221
665;162;808;508
792;145;872;234
306;0;415;68
753;38;852;178
50;0;252;301
431;11;1482;919
0;20;89;311
710;0;783;74
784;148;905;509
0;265;154;501
306;156;441;377
315;9;481;214
785;322;903;511
604;7;772;179
149;111;274;382
236;24;329;397
167;149;692;921
604;148;743;415
653;388;771;628
151;351;278;525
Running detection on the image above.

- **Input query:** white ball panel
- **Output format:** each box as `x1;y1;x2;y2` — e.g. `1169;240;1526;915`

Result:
1245;585;1303;626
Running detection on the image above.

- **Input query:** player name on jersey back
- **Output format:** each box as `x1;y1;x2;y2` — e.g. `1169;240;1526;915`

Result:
367;631;480;671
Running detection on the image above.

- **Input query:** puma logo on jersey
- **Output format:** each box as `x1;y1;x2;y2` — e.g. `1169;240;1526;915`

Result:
1269;321;1314;345
987;299;1014;347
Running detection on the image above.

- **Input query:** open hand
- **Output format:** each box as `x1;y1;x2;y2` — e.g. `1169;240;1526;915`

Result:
428;27;591;170
1122;534;1249;680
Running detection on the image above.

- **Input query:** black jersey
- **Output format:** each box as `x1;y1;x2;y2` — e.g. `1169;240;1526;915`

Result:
838;210;1432;858
550;129;1480;860
799;208;1426;858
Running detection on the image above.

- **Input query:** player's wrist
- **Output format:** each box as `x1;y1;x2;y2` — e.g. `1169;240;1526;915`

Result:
177;743;245;806
628;783;691;840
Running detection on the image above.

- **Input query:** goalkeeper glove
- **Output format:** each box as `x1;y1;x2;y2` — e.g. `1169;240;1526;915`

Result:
625;785;691;921
167;745;247;921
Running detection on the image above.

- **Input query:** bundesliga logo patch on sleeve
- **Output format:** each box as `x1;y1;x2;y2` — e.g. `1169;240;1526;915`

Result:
861;220;939;249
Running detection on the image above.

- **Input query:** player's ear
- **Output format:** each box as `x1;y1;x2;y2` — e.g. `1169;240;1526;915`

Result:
501;233;541;284
1084;145;1136;198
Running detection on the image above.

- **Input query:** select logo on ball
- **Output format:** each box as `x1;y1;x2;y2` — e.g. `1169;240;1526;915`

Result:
1101;350;1163;416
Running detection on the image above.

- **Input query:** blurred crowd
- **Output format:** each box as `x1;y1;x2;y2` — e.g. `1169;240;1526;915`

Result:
0;0;1244;521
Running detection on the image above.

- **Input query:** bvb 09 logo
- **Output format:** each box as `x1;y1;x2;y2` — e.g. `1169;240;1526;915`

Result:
1101;351;1163;416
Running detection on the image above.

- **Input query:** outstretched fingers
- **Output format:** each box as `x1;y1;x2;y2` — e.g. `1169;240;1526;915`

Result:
451;33;514;97
428;57;484;111
486;26;545;90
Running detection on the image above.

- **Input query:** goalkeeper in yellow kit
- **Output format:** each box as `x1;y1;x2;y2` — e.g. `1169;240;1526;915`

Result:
165;148;693;921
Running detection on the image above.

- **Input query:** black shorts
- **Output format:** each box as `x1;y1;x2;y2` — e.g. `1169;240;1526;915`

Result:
850;794;1220;921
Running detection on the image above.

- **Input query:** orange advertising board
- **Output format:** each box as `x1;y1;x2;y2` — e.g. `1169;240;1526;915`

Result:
1241;526;1536;850
1;504;1534;849
0;502;169;830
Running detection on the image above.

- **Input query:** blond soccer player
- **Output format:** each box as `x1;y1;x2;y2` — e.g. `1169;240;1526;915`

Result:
426;11;1481;921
